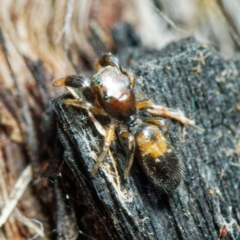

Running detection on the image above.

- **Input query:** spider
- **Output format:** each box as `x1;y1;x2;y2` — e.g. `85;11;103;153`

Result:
53;53;195;191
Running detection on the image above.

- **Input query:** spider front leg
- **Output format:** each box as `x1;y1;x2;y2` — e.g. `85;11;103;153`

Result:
53;75;90;100
119;126;136;179
53;75;107;136
95;53;120;69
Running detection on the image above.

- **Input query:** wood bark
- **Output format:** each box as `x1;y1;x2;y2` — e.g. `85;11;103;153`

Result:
52;35;240;240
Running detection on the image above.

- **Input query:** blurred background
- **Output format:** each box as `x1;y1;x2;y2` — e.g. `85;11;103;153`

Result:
0;0;240;239
1;0;240;87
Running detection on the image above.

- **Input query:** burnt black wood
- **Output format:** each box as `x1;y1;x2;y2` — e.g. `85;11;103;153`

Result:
52;36;240;240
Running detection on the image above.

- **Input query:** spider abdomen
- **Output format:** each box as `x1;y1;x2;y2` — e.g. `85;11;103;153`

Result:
135;124;184;191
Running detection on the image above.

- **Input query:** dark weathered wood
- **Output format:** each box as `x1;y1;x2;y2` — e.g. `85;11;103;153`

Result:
52;36;240;240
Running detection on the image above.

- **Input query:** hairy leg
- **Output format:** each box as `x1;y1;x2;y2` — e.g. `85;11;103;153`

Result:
92;119;117;175
136;99;197;128
64;99;106;136
119;126;136;179
53;75;107;136
147;104;195;127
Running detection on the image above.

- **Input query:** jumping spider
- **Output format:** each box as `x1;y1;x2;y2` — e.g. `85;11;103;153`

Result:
53;53;196;191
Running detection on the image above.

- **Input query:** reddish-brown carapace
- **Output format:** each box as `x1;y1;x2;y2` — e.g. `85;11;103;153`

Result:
53;53;195;191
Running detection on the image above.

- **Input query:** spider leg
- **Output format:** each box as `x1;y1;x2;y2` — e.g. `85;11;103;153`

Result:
136;99;154;109
92;119;117;175
119;126;136;179
53;75;90;91
142;117;168;134
147;104;195;127
95;53;120;69
64;99;106;136
137;99;203;130
53;75;108;136
64;99;106;116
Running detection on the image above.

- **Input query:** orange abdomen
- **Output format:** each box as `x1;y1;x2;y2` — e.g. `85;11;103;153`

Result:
135;124;184;191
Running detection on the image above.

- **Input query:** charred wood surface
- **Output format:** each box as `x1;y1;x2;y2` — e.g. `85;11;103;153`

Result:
52;36;240;240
